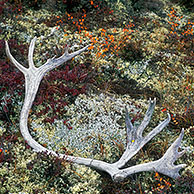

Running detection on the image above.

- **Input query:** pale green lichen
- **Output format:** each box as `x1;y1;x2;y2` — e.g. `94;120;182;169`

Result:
0;139;102;193
0;126;6;136
68;165;101;194
30;92;146;160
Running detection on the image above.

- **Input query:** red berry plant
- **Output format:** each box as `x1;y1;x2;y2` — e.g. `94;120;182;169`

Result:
0;39;27;126
33;61;95;125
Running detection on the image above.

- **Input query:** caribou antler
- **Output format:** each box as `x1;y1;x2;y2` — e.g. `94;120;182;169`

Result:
5;37;186;182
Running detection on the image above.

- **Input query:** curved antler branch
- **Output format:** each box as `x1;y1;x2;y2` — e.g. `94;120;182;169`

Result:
5;37;186;182
5;41;28;74
42;44;91;73
28;37;36;69
137;98;156;137
6;37;94;163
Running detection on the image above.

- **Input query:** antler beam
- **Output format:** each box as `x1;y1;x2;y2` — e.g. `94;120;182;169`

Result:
5;37;186;182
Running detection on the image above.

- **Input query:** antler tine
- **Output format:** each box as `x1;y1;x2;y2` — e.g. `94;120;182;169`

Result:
64;44;69;55
137;98;156;137
125;98;156;145
142;112;171;145
43;44;91;71
154;128;187;179
163;128;185;160
125;106;134;145
5;41;27;74
28;36;37;69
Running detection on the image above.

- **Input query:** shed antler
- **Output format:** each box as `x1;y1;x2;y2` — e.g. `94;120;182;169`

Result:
5;37;186;182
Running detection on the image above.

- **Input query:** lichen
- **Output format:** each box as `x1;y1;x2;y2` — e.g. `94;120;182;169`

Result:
30;92;146;161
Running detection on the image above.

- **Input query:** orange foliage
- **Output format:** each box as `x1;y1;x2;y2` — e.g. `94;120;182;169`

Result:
168;8;193;36
152;172;172;192
53;1;135;60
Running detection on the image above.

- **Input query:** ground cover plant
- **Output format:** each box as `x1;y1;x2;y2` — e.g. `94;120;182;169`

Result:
0;0;194;193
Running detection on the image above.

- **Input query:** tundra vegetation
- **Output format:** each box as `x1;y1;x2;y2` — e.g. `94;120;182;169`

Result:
0;0;193;193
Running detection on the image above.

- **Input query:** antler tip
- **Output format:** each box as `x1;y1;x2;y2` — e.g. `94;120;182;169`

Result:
149;97;156;104
167;112;171;120
179;128;185;140
31;36;37;43
5;40;9;48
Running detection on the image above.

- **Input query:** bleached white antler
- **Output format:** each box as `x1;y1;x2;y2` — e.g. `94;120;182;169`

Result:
5;37;186;182
112;129;186;182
